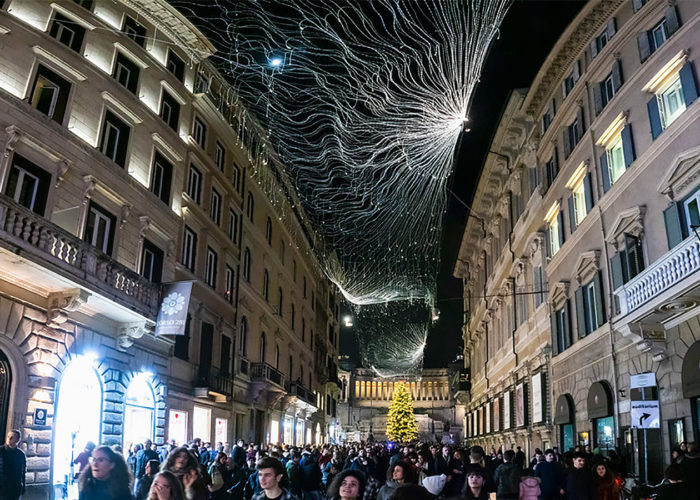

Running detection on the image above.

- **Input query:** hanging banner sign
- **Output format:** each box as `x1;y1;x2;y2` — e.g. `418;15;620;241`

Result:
155;281;193;336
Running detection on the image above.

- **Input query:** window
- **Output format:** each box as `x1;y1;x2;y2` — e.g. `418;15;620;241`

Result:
638;7;680;62
174;314;191;360
4;155;51;216
575;274;605;337
166;50;185;81
122;16;146;47
232;165;241;192
182;226;197;272
278;287;283;316
160;91;180;131
243;247;251;281
228;210;238;244
301;318;306;343
562;108;585;159
266;217;273;245
533;265;545;308
84;202;116;255
546;210;564;258
606;136;625;186
140;239;163;283
192;116;206;148
215;142;226;171
239;317;248;358
562;61;581;99
205;247;218;288
262;269;270;301
291;304;295;330
187;164;202;204
72;0;94;9
210;188;221;225
100;111;130;167
553;302;572;354
246;192;254;221
30;65;70;123
590;19;616;59
594;61;623;115
632;0;649;12
658;77;685;128
279;239;286;264
150;152;173;204
260;332;266;363
49;13;85;52
545;149;559;189
648;63;697;139
567;170;593;232
600;124;635;192
113;52;140;94
610;234;645;289
292;260;297;282
225;265;235;304
221;335;232;375
303;276;307;298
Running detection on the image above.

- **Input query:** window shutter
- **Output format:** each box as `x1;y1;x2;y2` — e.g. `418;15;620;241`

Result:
607;18;617;39
557;211;566;245
545;227;551;259
562;128;571;158
563;301;572;348
575;287;586;338
621;124;636;167
534;266;543;307
584;173;594;212
647;96;663;140
590;39;599;60
561;81;568;100
637;32;651;63
573;60;581;83
600;152;611;192
529;167;538;195
551;98;557;116
577;106;586;135
612;59;623;92
632;0;644;12
663;203;686;250
550;308;558;353
610;252;624;290
568;196;577;233
593;83;604;115
594;272;605;325
665;6;680;36
679;62;698;107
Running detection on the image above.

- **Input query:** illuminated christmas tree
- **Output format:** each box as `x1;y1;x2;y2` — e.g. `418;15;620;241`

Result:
386;382;418;442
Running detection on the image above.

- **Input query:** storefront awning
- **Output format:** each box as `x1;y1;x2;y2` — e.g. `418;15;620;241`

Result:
682;340;700;398
554;394;574;425
587;381;613;419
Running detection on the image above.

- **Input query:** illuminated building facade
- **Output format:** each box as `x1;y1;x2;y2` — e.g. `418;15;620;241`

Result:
455;0;700;481
0;1;340;497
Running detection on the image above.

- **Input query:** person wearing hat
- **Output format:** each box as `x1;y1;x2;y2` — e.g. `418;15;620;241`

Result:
461;468;490;500
564;452;595;500
421;474;446;498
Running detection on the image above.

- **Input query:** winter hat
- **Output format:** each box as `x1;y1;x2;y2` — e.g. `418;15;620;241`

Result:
422;474;446;496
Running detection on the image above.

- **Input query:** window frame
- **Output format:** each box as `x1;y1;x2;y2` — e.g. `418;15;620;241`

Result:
182;226;197;272
159;90;180;131
112;52;140;94
192;116;207;148
150;152;173;205
187;164;202;204
99;110;130;167
225;265;235;304
215;141;226;171
166;50;185;81
83;201;116;255
122;16;146;47
49;12;86;52
29;65;71;124
657;76;686;128
205;246;218;289
228;209;238;244
4;154;52;216
210;187;222;225
140;239;164;283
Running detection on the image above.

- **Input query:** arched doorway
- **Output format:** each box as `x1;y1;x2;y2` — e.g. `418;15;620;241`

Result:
122;373;155;449
0;349;12;439
554;394;575;453
52;357;102;497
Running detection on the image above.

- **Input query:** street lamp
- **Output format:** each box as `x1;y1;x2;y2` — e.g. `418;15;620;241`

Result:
343;315;353;327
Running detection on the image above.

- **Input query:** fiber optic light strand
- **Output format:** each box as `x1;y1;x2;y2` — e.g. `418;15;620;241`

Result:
173;0;511;376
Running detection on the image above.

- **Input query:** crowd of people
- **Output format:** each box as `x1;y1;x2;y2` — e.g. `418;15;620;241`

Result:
2;428;700;499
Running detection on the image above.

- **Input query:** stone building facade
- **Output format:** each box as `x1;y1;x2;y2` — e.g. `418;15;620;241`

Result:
0;1;340;498
455;0;700;482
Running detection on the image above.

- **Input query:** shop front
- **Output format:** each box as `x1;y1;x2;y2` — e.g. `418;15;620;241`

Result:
587;381;614;453
554;393;575;452
682;340;700;444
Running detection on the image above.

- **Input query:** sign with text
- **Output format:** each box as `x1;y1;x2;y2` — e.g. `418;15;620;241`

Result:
156;281;193;336
630;400;660;428
630;373;657;389
532;373;543;423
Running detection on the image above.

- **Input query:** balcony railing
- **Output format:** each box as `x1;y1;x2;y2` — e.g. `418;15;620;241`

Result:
0;195;159;318
615;235;700;316
290;381;315;406
196;367;233;397
250;362;285;388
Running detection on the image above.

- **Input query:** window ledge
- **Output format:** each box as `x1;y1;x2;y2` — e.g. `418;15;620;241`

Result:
32;45;87;81
101;91;143;124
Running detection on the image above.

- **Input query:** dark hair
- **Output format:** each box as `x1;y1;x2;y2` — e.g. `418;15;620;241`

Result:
78;446;133;498
163;446;199;473
389;461;416;484
544;449;554;455
146;459;160;474
257;456;285;477
327;469;366;498
390;484;432;500
504;450;515;462
149;470;185;500
664;463;685;481
215;452;227;464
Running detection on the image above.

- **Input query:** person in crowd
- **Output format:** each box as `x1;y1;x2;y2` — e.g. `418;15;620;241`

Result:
680;443;700;494
444;449;467;497
78;445;132;500
323;459;341;487
513;447;525;470
252;457;299;500
327;469;366;500
527;450;542;474
129;444;143;478
593;462;618;500
227;455;248;500
656;463;693;500
136;459;162;500
421;474;446;498
389;484;431;500
209;452;233;500
74;441;96;478
0;430;26;500
232;440;247;469
535;449;564;500
161;446;208;500
299;450;323;499
136;440;161;494
286;451;302;497
518;474;540;500
493;450;520;500
563;452;595;500
464;448;493;495
148;470;186;500
377;461;414;500
461;469;490;500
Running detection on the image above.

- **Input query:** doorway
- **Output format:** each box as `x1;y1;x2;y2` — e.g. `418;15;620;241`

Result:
0;350;12;440
122;374;155;449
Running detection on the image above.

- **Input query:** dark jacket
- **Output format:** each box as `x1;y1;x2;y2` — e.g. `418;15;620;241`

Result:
535;460;564;499
565;467;595;500
299;455;322;491
135;474;154;500
493;462;521;498
0;445;26;497
135;448;159;479
78;478;132;500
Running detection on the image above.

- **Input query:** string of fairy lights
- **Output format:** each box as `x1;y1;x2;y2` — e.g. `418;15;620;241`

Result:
172;0;512;376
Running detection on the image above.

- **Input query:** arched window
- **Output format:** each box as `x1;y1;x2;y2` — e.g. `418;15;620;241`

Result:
278;287;283;316
246;192;254;221
243;247;251;281
239;317;248;358
266;217;272;245
123;373;155;448
291;304;295;330
275;344;280;369
260;332;266;363
263;269;269;301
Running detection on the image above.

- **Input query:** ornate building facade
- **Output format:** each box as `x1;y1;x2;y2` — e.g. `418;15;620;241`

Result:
0;1;341;498
455;0;700;482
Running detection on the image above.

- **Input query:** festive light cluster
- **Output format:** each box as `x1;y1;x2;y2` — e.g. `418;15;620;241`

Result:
386;382;419;442
173;0;511;375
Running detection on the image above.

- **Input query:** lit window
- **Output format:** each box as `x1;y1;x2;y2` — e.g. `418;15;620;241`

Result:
571;180;586;226
606;136;625;186
658;77;685;128
5;155;51;216
84;202;115;255
549;216;561;256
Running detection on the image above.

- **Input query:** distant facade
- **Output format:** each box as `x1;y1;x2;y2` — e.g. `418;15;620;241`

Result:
337;367;464;443
0;0;340;497
455;0;700;482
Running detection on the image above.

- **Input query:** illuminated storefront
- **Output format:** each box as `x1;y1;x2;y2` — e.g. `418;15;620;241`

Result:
123;373;156;448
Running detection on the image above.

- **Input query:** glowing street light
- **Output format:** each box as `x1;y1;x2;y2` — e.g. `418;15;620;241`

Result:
269;56;283;67
343;315;353;327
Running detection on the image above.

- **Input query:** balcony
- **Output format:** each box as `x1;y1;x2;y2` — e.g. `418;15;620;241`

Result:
0;194;159;321
250;362;286;388
290;381;315;406
195;367;233;402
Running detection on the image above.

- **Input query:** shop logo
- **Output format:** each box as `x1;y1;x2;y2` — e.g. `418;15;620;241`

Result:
161;292;186;316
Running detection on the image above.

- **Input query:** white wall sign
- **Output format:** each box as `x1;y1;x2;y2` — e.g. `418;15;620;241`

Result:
532;373;543;423
486;402;491;434
630;373;657;389
503;391;511;430
630;400;660;428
